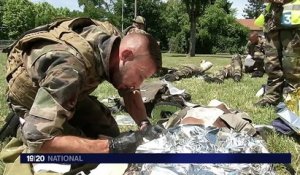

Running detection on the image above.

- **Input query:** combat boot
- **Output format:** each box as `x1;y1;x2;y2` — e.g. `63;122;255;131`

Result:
233;75;241;82
199;60;213;72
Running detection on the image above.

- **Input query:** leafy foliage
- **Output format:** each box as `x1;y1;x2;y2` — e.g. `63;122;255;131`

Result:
197;0;249;54
78;0;113;20
0;0;251;53
2;0;35;39
34;2;72;27
164;0;248;54
182;0;215;57
243;0;264;19
162;0;189;53
168;31;189;53
113;0;164;47
0;0;7;39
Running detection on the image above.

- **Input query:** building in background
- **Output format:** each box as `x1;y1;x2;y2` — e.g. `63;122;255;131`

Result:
237;19;263;35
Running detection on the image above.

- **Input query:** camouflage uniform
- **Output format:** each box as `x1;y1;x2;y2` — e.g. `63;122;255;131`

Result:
124;26;146;35
257;0;300;106
212;54;243;83
161;63;211;82
123;16;146;35
244;36;266;76
5;18;122;153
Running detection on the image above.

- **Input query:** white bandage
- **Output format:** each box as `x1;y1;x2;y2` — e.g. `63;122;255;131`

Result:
244;54;255;67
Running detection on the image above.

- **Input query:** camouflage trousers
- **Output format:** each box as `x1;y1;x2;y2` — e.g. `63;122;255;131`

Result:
9;95;120;153
1;95;119;175
215;55;243;81
263;29;300;103
161;64;206;82
173;65;203;79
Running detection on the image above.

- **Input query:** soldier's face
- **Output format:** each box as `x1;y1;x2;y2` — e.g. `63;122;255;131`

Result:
118;55;156;90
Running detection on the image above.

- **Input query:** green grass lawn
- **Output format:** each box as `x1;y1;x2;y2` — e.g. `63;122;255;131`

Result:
0;53;299;174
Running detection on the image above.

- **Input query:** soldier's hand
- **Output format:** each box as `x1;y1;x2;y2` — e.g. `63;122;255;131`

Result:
109;131;143;153
233;75;241;82
141;124;166;141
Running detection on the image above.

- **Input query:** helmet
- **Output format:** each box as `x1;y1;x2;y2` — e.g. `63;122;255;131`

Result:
132;16;145;25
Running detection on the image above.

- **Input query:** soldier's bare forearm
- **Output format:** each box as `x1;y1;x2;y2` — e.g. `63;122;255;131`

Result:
123;90;148;127
39;135;110;153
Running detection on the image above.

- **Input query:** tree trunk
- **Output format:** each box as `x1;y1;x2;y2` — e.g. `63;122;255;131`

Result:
188;16;196;57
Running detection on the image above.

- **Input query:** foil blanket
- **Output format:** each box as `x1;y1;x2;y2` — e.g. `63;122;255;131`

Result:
130;125;275;175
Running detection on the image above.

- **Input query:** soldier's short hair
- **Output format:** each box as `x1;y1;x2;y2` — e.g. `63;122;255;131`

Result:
127;31;162;70
146;34;162;71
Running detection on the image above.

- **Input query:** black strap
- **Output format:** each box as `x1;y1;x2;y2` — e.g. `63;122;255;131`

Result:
0;112;20;141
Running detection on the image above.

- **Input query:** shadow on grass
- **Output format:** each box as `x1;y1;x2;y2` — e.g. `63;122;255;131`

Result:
283;164;296;175
290;134;300;144
169;54;187;57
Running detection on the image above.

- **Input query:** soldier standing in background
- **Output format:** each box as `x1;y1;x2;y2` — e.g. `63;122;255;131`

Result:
255;0;300;107
123;16;146;35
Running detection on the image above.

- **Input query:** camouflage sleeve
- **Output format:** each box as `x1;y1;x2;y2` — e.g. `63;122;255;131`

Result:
22;43;87;152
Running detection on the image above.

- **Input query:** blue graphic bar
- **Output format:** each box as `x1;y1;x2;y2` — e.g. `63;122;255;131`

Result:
20;153;291;164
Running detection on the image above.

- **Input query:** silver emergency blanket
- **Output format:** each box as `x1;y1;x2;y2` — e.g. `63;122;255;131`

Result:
134;125;275;175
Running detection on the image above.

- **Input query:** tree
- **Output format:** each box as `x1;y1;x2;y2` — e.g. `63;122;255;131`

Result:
243;0;264;19
34;2;72;27
0;0;8;39
78;0;113;20
34;2;58;27
182;0;215;57
161;0;189;53
198;0;248;54
2;0;35;39
114;0;165;47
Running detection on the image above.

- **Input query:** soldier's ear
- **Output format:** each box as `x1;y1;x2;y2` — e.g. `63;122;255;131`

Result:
120;49;134;62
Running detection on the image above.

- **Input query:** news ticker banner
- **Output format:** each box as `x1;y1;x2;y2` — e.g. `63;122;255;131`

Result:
20;153;291;164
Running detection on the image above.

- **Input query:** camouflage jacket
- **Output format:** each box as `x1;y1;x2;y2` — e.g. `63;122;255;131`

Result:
7;18;121;121
245;36;266;56
123;25;146;35
264;0;294;32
